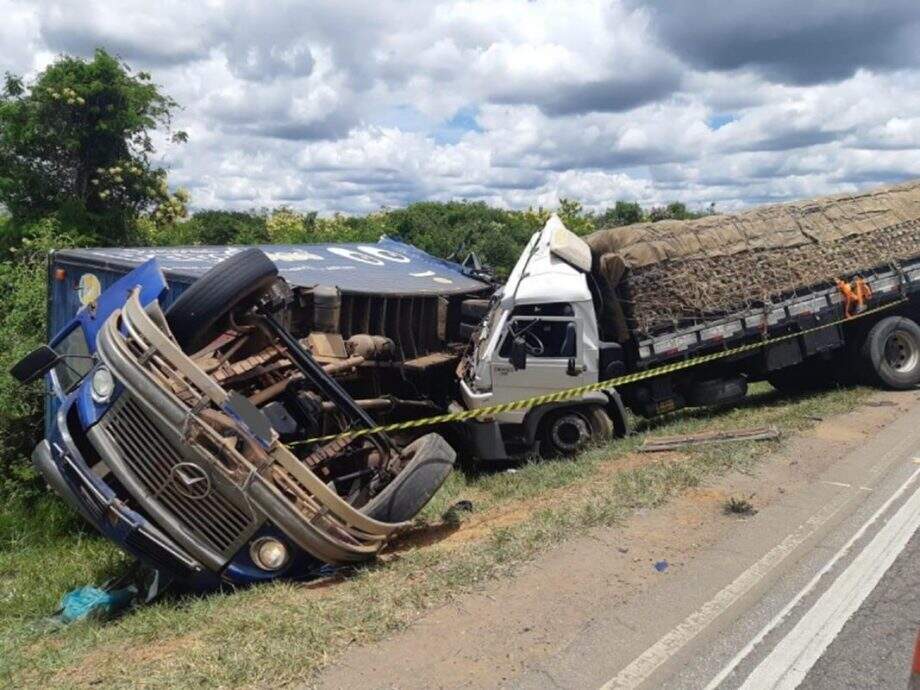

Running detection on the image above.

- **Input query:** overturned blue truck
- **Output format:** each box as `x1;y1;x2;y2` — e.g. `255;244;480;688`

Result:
15;239;493;588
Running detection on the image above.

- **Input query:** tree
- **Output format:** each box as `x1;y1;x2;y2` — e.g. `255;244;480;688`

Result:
0;49;187;244
598;201;644;227
666;201;690;219
266;207;315;243
183;210;269;245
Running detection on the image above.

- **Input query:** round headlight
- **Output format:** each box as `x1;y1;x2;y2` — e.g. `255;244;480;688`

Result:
90;367;115;403
250;537;290;571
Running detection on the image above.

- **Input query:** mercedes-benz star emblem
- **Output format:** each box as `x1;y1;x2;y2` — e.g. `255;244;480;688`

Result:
168;462;212;500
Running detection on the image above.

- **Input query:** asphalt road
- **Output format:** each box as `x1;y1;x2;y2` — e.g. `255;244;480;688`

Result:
798;532;920;690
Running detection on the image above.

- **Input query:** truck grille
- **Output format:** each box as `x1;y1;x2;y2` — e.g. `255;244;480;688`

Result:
100;396;254;555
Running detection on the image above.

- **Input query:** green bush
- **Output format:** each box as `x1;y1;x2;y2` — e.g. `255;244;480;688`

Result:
0;218;87;496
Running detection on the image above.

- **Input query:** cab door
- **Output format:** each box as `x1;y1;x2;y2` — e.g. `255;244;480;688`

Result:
489;304;593;414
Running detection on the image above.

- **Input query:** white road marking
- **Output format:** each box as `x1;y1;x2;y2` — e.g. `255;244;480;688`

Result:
705;465;920;689
739;468;920;688
821;481;851;488
597;493;851;690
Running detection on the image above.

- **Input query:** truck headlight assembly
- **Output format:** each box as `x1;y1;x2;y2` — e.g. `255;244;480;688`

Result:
90;367;115;403
250;537;290;571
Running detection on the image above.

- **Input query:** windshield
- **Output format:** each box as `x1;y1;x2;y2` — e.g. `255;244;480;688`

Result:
52;326;92;393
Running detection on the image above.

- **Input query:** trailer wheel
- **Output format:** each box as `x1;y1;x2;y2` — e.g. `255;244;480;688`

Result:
361;433;456;523
767;361;835;395
861;316;920;390
540;405;612;458
165;248;278;353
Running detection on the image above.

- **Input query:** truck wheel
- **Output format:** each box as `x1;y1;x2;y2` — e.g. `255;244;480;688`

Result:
687;376;747;407
461;298;490;321
861;316;920;390
165;248;278;353
767;361;834;395
361;434;456;523
540;405;612;458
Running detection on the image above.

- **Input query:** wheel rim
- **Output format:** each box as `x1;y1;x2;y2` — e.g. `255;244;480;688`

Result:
550;413;591;453
884;331;920;372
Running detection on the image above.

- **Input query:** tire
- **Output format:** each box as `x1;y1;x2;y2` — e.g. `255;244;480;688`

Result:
165;248;278;353
361;433;456;523
687;376;747;407
767;360;835;395
461;298;490;322
539;405;612;458
860;316;920;390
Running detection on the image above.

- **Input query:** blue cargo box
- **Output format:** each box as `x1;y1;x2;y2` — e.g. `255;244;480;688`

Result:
45;237;488;433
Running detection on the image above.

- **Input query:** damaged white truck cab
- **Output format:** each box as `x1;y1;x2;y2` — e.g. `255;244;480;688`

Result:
460;216;627;460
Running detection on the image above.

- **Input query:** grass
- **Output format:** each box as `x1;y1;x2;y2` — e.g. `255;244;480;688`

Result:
723;495;758;516
0;382;874;688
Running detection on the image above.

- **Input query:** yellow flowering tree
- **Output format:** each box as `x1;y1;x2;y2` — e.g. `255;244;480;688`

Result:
0;49;187;244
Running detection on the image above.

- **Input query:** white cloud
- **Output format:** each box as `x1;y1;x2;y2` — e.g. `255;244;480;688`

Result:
6;0;920;214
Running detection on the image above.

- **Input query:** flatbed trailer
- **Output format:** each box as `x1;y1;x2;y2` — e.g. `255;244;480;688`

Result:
617;256;920;416
634;255;915;367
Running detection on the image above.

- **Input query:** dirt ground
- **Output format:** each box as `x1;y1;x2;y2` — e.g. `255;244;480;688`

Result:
315;390;917;690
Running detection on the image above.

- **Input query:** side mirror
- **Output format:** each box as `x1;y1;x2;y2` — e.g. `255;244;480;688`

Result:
510;338;528;370
10;345;60;384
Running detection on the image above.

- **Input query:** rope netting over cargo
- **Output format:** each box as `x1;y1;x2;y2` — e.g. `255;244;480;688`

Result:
585;180;920;340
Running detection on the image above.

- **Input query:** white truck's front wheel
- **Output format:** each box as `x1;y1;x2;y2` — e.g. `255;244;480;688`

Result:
539;405;612;457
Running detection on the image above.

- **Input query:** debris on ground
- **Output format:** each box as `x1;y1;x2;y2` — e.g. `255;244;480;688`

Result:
54;586;136;624
723;495;758;516
653;560;669;572
46;563;170;627
864;400;898;407
442;499;475;525
639;426;780;452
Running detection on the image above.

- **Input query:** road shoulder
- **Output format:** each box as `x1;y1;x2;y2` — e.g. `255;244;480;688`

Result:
316;390;920;690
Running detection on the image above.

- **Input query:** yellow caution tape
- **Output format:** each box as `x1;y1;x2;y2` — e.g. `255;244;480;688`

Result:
293;298;907;446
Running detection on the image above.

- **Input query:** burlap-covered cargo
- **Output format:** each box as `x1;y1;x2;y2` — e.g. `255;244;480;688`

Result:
585;180;920;339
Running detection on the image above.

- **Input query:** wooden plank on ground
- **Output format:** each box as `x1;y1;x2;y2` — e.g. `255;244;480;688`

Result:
639;425;780;452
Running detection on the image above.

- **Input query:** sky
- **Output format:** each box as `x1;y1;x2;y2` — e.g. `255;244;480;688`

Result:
4;0;920;214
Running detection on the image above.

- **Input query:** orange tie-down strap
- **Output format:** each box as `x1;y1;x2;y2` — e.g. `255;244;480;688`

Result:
836;276;872;318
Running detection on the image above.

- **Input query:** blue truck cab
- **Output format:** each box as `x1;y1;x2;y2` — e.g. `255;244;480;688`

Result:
32;260;232;587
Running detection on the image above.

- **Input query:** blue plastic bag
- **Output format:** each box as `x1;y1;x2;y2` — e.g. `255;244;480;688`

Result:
58;585;136;623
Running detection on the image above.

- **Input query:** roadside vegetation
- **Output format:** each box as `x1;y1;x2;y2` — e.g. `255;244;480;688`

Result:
0;382;874;687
